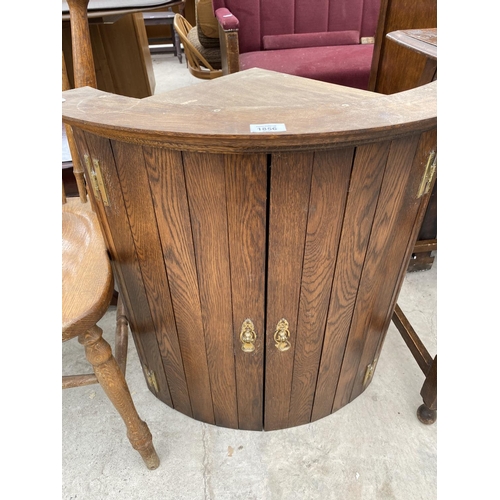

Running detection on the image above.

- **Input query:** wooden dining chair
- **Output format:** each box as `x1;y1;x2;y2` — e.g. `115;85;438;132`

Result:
62;0;159;469
173;13;222;79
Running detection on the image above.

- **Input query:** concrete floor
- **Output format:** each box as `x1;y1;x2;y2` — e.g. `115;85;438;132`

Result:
62;52;437;500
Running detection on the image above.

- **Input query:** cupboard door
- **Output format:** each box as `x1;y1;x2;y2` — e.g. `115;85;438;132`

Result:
110;140;193;416
75;130;176;412
182;152;239;429
311;141;390;422
182;152;268;429
332;134;426;412
225;154;268;430
265;152;314;431
144;146;215;425
287;148;355;428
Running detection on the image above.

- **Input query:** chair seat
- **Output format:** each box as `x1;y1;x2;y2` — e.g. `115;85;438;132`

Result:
62;199;113;340
240;44;374;90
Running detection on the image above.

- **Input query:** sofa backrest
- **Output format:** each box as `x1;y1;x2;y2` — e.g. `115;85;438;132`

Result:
212;0;381;53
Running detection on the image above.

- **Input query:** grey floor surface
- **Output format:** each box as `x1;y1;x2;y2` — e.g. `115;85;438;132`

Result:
61;51;437;500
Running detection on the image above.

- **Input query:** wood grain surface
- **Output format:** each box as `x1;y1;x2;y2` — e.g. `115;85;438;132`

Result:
62;69;436;154
62;199;113;340
311;141;390;421
63;68;437;430
225;154;267;430
265;152;313;431
110;139;192;416
144;146;215;424
287;148;353;427
182;152;239;429
76;130;174;409
333;135;421;412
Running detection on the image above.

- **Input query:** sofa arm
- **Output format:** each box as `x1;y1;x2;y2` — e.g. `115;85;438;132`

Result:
215;8;239;30
215;8;240;74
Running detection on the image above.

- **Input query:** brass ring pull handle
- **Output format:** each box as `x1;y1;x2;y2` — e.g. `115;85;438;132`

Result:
274;318;291;351
240;319;257;352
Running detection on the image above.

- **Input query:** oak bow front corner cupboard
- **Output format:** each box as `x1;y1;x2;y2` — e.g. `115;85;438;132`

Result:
62;68;437;431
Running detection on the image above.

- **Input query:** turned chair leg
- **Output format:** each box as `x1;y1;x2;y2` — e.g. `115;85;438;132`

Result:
78;325;160;469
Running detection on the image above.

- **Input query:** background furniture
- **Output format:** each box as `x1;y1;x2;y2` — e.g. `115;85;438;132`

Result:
62;0;181;98
142;0;186;60
62;0;161;468
368;0;437;94
63;66;436;431
212;0;381;89
174;13;222;78
195;0;220;48
368;0;437;273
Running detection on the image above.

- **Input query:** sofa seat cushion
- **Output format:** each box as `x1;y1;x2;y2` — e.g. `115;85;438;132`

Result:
263;31;360;50
239;44;374;90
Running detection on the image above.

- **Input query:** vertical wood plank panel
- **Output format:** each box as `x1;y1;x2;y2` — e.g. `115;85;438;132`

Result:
311;141;390;422
287;148;354;427
350;130;437;401
183;151;239;429
265;152;314;431
78;130;173;408
332;135;421;412
225;153;267;430
144;146;215;425
372;129;437;366
110;140;192;417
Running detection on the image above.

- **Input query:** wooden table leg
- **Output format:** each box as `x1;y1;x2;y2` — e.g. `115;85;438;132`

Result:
79;325;160;469
392;304;437;425
417;355;437;424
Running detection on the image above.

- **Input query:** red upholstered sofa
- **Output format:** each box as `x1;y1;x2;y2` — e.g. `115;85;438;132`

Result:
212;0;381;90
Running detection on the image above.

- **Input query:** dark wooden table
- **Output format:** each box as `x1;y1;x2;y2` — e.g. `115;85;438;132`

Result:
387;28;437;85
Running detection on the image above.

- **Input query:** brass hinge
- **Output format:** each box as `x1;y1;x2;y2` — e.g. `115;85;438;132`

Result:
363;358;378;387
84;155;110;206
417;151;437;198
145;368;159;394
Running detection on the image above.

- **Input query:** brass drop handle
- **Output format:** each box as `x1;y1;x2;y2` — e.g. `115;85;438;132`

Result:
240;319;257;352
274;318;291;351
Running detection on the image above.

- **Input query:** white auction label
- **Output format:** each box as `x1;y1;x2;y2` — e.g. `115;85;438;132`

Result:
250;123;287;133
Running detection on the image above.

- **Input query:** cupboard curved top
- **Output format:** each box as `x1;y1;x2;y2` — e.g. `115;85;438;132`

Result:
62;68;437;153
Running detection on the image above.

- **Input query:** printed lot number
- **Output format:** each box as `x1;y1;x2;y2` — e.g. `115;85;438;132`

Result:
250;123;287;133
